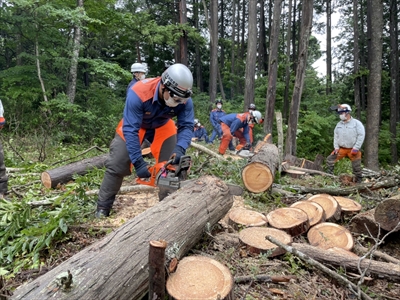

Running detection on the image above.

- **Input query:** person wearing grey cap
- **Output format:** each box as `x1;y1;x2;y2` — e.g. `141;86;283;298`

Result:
326;104;365;183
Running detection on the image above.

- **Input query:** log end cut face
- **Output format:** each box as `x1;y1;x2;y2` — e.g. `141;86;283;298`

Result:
239;227;292;257
41;172;52;189
333;196;362;214
266;207;310;236
166;256;233;299
307;222;354;250
228;207;268;228
242;162;273;193
308;194;341;221
290;201;326;227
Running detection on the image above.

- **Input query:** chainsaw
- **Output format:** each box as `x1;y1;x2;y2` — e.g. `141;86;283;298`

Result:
136;155;192;201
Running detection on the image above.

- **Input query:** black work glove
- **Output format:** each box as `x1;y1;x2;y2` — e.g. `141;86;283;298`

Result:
170;145;185;164
133;158;151;178
243;143;251;150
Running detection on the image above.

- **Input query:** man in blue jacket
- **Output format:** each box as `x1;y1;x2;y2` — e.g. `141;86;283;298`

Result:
219;110;262;155
192;119;209;143
126;62;148;95
96;63;194;217
208;99;225;144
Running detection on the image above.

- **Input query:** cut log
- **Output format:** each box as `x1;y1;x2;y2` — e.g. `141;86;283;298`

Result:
308;194;341;222
228;207;268;230
290;201;326;227
253;133;272;153
283;169;306;178
348;209;383;238
291;242;400;282
266;207;310;236
241;143;279;193
283;154;321;171
307;222;354;250
41;154;108;189
374;199;400;232
166;256;234;300
11;176;233;300
239;227;292;257
333;196;362;216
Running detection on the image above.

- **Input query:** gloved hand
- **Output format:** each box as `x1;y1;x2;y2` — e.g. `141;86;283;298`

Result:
170;145;185;164
351;148;359;155
331;148;339;155
133;158;151;178
243;143;251;150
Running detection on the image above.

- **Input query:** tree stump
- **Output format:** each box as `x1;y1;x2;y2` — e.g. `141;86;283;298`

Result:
307;222;354;250
228;207;268;230
290;201;325;227
11;176;234;300
41;154;108;188
374;199;400;232
239;227;292;257
241;143;279;193
348;209;382;238
166;256;234;300
333;196;362;216
266;207;310;236
308;194;341;222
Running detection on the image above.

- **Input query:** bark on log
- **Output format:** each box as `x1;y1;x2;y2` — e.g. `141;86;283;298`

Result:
348;209;383;238
291;242;400;282
41;154;108;188
166;256;234;300
241;143;279;193
374;199;400;232
12;176;233;300
148;240;167;300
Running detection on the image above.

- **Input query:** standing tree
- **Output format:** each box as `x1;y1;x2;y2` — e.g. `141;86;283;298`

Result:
364;0;383;171
353;0;361;120
178;0;188;66
285;0;313;156
325;0;332;95
389;0;399;165
283;0;292;123
67;0;84;104
244;0;257;110
264;0;283;134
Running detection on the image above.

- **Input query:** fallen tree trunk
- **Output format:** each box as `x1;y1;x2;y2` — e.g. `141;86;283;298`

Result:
242;143;279;193
291;242;400;282
12;175;234;300
41;154;108;188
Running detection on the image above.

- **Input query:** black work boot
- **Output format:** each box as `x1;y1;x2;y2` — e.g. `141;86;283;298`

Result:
95;208;110;218
352;159;363;183
325;154;336;175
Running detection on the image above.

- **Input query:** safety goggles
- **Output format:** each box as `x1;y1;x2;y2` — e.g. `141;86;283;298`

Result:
166;88;190;104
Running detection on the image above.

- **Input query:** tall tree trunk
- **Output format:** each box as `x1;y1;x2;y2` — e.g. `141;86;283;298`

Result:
67;0;84;104
35;37;48;102
258;0;267;76
353;0;361;120
230;0;237;99
241;0;246;59
244;0;257;110
325;0;332;95
219;0;225;71
389;0;399;165
285;0;313;156
204;0;218;103
364;0;383;171
193;0;204;92
283;0;292;124
264;0;283;134
291;0;297;72
359;0;367;110
179;0;188;66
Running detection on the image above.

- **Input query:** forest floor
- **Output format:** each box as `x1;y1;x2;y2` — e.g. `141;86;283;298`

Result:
5;173;400;300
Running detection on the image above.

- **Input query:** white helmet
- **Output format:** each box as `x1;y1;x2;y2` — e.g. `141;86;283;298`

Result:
194;118;199;125
248;103;256;110
162;63;193;98
130;63;147;74
337;104;352;113
250;110;262;124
